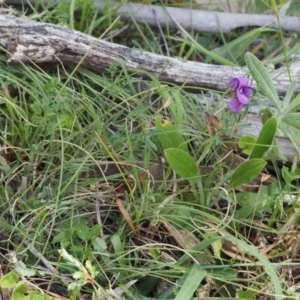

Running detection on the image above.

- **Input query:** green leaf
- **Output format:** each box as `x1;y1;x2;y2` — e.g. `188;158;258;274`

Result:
281;113;300;144
0;271;19;288
175;264;207;300
249;117;277;159
12;281;28;300
245;52;281;111
155;116;187;152
286;0;300;16
93;237;107;252
238;135;256;155
164;148;198;179
282;80;297;110
281;93;300;117
23;291;53;300
228;159;267;189
52;228;76;244
88;224;101;240
77;225;89;242
110;234;126;266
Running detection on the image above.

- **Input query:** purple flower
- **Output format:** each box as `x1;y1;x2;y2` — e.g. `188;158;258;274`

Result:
228;77;252;113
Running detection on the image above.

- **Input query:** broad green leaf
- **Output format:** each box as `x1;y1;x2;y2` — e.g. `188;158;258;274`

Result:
23;290;53;300
0;271;19;288
93;237;107;252
155;116;187;152
282;80;297;110
281;113;300;144
175;264;207;300
110;234;124;255
238;135;256;155
52;228;76;244
245;52;281;110
77;225;89;242
249;117;277;159
11;281;27;300
110;234;126;266
228;159;266;189
164;148;198;179
87;224;101;240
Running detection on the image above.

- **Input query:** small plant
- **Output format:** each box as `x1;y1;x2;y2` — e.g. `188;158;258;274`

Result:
0;268;55;300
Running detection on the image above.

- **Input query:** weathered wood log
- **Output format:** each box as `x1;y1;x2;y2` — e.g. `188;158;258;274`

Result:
0;14;299;96
5;0;300;34
97;1;300;34
0;14;298;162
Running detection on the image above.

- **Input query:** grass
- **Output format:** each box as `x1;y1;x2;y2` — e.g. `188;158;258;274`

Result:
1;0;300;299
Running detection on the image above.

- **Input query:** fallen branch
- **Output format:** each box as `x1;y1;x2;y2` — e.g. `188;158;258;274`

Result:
5;0;300;34
96;1;300;34
0;14;299;96
0;14;298;162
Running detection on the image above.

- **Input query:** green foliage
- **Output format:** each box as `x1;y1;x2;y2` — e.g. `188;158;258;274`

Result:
281;113;300;144
228;159;267;189
59;248;104;299
286;0;300;16
0;271;55;300
245;52;281;111
174;265;207;300
164;148;198;179
245;51;300;154
249;117;277;159
155;115;188;152
235;183;279;218
52;219;102;262
0;271;19;288
238;135;256;155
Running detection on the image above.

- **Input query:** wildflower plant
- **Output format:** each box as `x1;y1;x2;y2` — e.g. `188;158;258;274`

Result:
228;76;253;113
245;51;300;147
228;52;300;188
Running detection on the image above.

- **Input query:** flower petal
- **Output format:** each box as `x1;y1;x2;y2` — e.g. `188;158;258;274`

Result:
229;98;244;113
243;87;253;97
236;90;250;104
229;78;239;91
236;76;249;88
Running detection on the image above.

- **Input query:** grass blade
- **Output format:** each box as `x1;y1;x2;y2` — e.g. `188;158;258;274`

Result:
175;264;207;300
